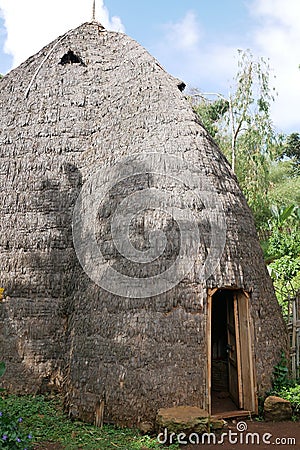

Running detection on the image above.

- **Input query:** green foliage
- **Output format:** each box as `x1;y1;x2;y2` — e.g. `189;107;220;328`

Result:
269;163;300;207
263;204;300;307
231;49;275;140
269;255;300;284
192;95;229;138
1;367;35;449
268;203;296;228
228;50;276;229
284;132;300;158
0;363;5;394
266;206;300;258
0;410;33;449
270;353;300;417
191;48;300;313
278;384;300;415
0;395;178;450
271;353;290;393
192;49;277;230
0;364;5;379
270;261;300;311
191;51;300;236
279;133;300;176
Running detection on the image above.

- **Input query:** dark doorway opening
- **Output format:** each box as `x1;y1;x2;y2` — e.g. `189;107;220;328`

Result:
211;290;239;414
208;288;257;417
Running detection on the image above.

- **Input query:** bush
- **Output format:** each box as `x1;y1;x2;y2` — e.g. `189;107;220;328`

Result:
271;353;290;392
278;384;300;416
268;354;300;417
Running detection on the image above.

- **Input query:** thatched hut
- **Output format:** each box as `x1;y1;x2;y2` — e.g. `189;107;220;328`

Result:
0;22;288;428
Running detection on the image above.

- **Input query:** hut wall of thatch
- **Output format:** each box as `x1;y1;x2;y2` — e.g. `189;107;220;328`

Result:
0;23;288;427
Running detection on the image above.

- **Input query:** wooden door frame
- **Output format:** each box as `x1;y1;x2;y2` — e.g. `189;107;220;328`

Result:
227;294;243;406
206;288;258;414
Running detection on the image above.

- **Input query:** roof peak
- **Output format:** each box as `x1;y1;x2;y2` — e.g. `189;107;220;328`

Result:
88;20;106;30
91;0;106;28
92;0;96;21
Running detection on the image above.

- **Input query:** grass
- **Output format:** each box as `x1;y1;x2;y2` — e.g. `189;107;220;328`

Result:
0;395;179;450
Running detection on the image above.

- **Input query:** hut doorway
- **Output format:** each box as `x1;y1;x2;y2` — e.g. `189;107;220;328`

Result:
207;289;257;416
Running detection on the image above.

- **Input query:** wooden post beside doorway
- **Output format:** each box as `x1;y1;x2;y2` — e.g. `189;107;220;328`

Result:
207;288;258;416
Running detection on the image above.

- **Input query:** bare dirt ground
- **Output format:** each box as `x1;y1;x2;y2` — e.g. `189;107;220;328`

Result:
34;443;64;450
182;420;300;450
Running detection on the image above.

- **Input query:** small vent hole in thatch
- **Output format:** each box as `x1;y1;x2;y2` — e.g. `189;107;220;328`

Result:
60;50;85;66
177;81;186;92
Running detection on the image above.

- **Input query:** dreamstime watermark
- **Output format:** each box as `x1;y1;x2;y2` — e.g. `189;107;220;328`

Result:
72;153;226;298
157;421;297;446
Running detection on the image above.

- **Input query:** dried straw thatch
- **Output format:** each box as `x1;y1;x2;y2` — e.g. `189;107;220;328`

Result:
0;22;288;428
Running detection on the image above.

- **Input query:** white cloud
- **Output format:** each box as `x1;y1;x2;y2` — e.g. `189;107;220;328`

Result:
153;11;239;94
250;0;300;132
251;0;300;27
155;3;300;133
163;11;202;51
0;0;124;68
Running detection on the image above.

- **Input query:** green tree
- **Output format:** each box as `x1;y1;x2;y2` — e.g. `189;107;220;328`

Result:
191;92;229;138
268;159;300;207
266;205;300;310
191;51;300;313
276;132;300;176
192;49;277;229
228;50;275;168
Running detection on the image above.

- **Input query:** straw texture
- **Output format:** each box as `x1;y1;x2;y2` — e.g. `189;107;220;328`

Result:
0;22;287;427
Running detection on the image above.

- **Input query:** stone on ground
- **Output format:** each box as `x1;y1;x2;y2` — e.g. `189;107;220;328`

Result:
156;406;226;434
264;396;292;421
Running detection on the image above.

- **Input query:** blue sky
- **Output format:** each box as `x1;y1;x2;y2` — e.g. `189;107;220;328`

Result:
106;0;252;46
1;0;300;133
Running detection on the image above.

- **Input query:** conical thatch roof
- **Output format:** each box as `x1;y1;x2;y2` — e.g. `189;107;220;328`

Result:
0;22;287;427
